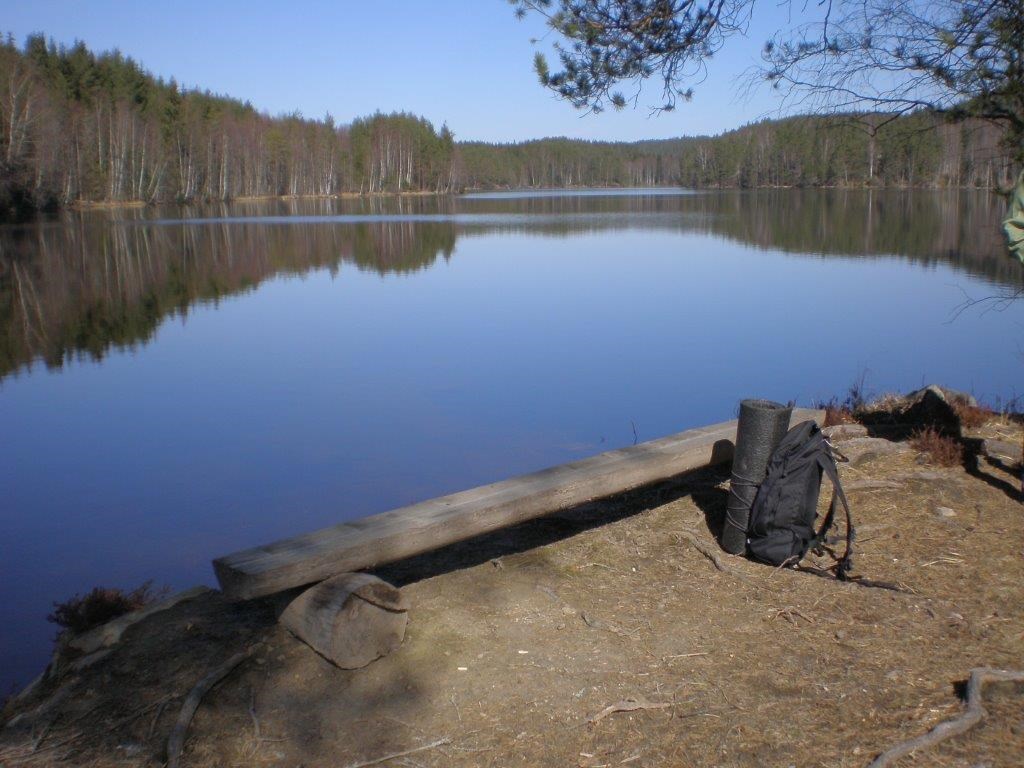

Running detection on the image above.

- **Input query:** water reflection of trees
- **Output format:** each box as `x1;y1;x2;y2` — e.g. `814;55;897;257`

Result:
0;190;1016;380
694;190;1017;283
462;189;1020;285
0;219;456;378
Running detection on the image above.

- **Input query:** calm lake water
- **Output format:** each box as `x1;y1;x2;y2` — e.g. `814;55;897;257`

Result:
2;188;1022;691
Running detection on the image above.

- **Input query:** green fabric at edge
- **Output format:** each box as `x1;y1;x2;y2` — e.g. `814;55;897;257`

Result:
1007;169;1024;263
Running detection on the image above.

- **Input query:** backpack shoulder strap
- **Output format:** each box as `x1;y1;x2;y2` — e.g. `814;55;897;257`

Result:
813;448;855;579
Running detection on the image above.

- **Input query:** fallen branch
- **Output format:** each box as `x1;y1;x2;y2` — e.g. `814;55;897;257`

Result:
662;652;708;660
166;650;250;768
868;667;1024;768
341;737;451;768
588;697;670;724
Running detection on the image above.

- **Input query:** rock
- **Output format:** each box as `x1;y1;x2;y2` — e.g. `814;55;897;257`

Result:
4;669;47;712
116;742;144;757
838;437;911;467
893;470;956;482
899;386;961;433
904;384;977;408
844;479;903;491
822;423;868;441
68;586;212;655
935;506;957;518
69;648;113;672
982;438;1022;463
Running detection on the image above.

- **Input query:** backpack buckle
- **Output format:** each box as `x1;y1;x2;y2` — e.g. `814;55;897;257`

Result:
825;438;849;464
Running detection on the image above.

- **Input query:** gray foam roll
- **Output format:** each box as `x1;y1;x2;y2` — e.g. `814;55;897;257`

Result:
721;399;793;554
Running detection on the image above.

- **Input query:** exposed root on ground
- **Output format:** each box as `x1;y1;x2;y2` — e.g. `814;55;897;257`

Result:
868;668;1024;768
166;650;251;768
674;530;753;584
341;737;451;768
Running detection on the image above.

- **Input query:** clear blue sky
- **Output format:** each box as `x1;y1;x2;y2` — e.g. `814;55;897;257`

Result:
4;0;810;142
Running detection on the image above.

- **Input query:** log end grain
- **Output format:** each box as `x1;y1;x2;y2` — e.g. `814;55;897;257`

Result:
280;573;408;669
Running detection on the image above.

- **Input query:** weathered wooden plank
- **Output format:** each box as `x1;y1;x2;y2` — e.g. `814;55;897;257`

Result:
214;409;822;599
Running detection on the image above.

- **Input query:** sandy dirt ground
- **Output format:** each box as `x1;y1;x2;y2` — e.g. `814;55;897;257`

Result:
2;415;1022;768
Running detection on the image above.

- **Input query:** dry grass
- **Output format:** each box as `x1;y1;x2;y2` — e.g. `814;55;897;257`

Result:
952;400;995;429
815;395;858;427
816;374;872;427
821;402;856;427
48;581;161;636
910;427;964;467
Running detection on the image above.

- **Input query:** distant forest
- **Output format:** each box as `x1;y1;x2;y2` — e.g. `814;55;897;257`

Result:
0;34;1018;219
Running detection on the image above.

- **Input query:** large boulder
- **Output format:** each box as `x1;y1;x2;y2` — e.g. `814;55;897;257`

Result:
860;384;969;435
899;385;962;434
902;384;977;408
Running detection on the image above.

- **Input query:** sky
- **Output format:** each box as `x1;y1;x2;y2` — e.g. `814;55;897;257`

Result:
3;0;811;143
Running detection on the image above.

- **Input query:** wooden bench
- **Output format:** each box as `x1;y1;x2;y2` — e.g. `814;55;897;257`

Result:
214;409;822;599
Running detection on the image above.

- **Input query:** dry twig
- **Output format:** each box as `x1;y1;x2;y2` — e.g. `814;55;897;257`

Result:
148;699;168;740
580;612;638;637
662;652;708;660
771;607;814;625
868;667;1024;768
587;696;670;724
248;688;260;742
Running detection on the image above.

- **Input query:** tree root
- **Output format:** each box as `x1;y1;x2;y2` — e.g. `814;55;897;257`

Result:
868;667;1024;768
675;530;740;574
166;650;251;768
341;737;451;768
587;696;670;724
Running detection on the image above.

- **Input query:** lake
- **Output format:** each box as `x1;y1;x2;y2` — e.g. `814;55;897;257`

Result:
1;188;1021;693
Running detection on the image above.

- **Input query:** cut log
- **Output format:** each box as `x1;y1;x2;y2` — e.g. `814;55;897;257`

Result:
214;409;823;599
280;573;408;669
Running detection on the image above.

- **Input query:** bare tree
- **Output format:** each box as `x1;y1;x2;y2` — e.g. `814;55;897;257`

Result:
0;56;39;165
763;0;1024;161
511;0;1024;160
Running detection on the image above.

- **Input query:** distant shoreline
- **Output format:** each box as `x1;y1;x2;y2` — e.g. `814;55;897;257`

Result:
59;183;1007;214
68;190;443;212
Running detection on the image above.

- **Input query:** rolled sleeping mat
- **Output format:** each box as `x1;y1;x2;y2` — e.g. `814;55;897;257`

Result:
721;398;793;554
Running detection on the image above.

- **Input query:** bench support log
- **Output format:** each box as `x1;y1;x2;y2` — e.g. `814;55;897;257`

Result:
280;573;409;669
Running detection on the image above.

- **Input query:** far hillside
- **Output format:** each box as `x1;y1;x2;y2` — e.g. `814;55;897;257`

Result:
460;116;1013;190
0;34;1017;219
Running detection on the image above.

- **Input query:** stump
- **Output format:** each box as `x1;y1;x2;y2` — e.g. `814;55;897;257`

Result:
280;573;409;669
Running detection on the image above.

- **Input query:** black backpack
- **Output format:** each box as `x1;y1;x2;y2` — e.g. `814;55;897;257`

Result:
747;420;855;578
